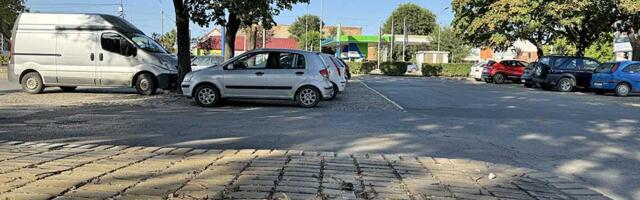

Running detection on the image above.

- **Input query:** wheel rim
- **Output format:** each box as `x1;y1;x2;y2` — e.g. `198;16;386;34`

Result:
560;80;571;91
299;89;317;106
139;79;150;91
618;85;629;95
495;75;503;82
26;77;38;90
197;88;216;104
535;67;542;77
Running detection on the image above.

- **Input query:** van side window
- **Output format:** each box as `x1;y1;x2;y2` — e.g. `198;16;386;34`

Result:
101;33;126;55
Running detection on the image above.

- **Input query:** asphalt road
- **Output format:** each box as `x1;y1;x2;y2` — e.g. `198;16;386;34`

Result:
1;76;639;199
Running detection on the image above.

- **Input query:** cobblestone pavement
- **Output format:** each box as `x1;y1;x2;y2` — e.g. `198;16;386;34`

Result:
0;141;609;200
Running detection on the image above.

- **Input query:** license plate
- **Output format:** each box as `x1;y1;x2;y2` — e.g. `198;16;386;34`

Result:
521;80;526;83
594;83;603;88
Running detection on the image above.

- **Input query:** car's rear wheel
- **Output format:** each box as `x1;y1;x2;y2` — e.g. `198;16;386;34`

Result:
558;78;575;92
21;72;45;94
135;73;158;95
615;83;631;97
194;84;220;107
296;86;320;108
59;86;77;92
325;83;338;100
493;74;505;84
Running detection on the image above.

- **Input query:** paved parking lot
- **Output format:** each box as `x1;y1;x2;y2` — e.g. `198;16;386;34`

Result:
1;76;639;199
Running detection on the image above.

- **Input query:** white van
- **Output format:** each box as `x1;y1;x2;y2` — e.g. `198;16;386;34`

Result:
8;13;177;95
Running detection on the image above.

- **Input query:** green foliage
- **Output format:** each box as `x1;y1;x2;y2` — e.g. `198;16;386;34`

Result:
542;37;577;56
346;61;377;74
585;33;615;62
0;55;8;66
289;15;324;39
298;31;322;52
429;26;471;63
152;29;177;53
0;0;27;37
383;3;436;35
421;63;472;77
380;62;408;76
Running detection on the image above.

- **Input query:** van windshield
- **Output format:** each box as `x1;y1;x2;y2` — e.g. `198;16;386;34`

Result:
126;33;167;54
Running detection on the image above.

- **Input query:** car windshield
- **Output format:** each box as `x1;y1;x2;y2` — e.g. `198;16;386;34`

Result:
594;63;616;73
126;33;167;54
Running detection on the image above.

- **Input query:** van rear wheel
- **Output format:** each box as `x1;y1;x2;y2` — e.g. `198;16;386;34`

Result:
135;73;157;95
21;72;45;94
59;86;77;92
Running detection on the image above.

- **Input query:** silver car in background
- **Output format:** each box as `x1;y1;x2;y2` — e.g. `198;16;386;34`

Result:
320;54;347;100
181;49;334;108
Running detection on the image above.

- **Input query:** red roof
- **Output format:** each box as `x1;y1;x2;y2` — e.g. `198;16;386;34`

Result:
199;36;299;51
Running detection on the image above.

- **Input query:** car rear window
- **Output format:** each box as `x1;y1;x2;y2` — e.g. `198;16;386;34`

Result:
594;63;616;73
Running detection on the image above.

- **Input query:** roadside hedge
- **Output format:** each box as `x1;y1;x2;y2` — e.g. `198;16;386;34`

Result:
0;55;8;66
380;62;408;76
346;61;377;74
421;63;473;77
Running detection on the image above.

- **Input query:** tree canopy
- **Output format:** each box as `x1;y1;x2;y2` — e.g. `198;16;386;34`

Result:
152;29;177;53
0;0;27;37
297;31;322;52
289;14;323;39
430;26;471;63
383;3;436;35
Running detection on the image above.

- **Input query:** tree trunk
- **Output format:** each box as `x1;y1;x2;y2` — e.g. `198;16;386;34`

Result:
224;12;241;61
172;0;191;92
630;31;640;61
246;25;258;51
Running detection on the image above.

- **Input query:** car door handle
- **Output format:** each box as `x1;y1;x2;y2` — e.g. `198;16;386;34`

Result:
295;72;304;75
99;53;103;61
90;53;95;61
255;72;264;76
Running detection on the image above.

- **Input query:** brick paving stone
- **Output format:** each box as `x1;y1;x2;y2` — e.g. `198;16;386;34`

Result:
227;191;270;199
273;192;318;200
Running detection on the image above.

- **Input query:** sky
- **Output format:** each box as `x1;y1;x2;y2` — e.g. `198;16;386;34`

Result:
25;0;454;38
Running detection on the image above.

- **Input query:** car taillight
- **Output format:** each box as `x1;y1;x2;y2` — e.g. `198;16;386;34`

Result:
319;68;329;78
610;63;620;73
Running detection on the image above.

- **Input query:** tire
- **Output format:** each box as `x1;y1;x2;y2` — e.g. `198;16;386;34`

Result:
296;86;321;108
59;86;77;92
325;83;338;100
135;73;157;95
194;84;220;107
493;74;505;84
524;83;533;88
21;72;45;94
615;83;631;97
557;78;575;92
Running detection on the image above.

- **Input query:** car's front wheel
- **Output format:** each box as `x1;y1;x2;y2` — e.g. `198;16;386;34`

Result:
21;72;45;94
615;83;631;97
194;84;221;107
558;78;575;92
135;73;157;95
296;86;321;108
493;74;505;84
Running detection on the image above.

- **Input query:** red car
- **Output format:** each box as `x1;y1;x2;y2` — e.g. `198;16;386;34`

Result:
481;60;529;84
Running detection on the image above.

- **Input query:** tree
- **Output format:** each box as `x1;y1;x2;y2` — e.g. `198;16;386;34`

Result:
430;26;472;63
383;3;436;35
289;14;323;39
0;0;27;38
542;37;577;56
615;0;640;61
327;27;343;37
172;0;192;91
585;33;615;62
152;29;177;53
189;0;310;60
297;31;322;51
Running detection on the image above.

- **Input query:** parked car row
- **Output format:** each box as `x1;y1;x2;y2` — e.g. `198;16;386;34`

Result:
181;49;350;108
471;55;640;96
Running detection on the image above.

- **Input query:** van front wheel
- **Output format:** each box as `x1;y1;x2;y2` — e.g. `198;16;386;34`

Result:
21;72;45;94
135;73;157;95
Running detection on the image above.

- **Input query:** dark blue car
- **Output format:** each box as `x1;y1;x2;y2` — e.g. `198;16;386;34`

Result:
591;61;640;96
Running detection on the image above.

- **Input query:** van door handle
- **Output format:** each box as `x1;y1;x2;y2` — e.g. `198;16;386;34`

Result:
295;72;304;75
90;53;95;61
99;53;103;61
255;72;264;76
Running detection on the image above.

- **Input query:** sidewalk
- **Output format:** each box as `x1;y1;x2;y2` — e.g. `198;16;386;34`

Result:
0;141;609;200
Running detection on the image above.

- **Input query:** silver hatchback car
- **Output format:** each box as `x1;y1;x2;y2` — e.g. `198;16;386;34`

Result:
181;49;334;108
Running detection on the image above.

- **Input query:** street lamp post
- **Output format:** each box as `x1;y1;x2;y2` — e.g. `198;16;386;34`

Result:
437;7;449;52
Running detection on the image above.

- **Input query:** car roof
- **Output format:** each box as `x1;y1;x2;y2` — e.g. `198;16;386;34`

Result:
248;48;319;55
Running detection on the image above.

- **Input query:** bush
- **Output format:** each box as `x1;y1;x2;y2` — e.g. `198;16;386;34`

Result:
380;62;408;76
0;55;8;66
421;63;472;77
346;61;377;74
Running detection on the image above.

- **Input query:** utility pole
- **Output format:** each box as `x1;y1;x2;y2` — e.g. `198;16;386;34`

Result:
305;3;309;51
319;0;324;52
390;18;395;61
402;17;407;62
437;7;450;53
262;29;266;49
119;0;125;18
377;23;382;69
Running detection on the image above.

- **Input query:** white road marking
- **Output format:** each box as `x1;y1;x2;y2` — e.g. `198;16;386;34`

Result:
359;80;405;111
